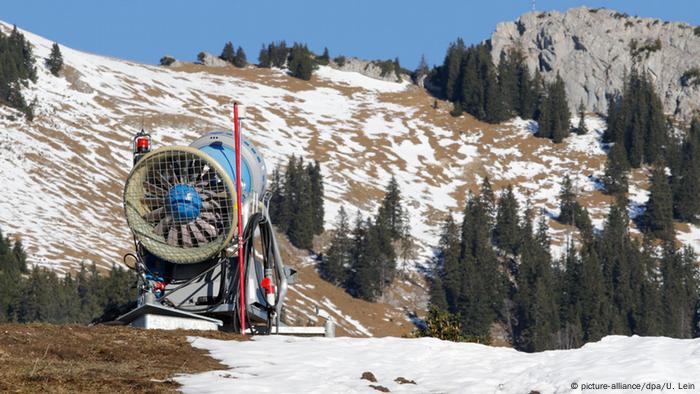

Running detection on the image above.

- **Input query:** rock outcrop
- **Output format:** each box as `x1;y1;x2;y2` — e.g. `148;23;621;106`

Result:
197;52;229;68
331;56;410;83
490;7;700;119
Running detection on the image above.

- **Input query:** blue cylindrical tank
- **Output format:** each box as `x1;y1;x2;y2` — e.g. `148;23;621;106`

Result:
189;132;267;204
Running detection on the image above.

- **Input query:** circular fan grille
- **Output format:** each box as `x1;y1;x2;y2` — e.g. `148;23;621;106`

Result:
124;146;237;264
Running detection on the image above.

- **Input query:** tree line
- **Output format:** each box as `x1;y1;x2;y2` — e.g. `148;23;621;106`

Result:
0;229;136;324
0;25;37;120
269;155;325;249
426;177;700;351
320;176;412;301
428;41;572;143
258;41;319;81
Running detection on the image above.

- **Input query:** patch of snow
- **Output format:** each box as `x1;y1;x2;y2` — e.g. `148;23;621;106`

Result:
179;335;700;393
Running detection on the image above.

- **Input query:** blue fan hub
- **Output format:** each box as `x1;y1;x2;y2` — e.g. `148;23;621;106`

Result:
168;184;202;222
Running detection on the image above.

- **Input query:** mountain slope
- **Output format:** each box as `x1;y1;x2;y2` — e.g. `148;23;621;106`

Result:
2;20;700;336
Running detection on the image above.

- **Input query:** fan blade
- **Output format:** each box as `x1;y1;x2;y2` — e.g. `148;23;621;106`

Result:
201;199;221;211
141;196;162;207
154;215;172;236
198;189;227;201
196;218;218;238
200;211;219;223
167;226;179;246
143;207;165;222
171;166;179;185
144;181;166;196
158;171;173;188
188;223;208;244
181;224;192;248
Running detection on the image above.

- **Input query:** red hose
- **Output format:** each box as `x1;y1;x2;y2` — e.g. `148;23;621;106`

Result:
234;102;245;334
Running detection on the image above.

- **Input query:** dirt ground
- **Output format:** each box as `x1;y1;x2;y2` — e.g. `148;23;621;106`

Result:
0;323;243;393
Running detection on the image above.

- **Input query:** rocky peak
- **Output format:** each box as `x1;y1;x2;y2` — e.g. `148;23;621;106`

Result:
490;7;700;119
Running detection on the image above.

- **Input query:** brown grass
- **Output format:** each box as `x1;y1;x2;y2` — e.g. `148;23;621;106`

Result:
0;323;243;393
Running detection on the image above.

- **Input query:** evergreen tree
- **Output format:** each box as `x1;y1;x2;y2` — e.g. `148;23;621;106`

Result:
578;242;608;341
317;47;330;66
288;43;315;80
269;164;288;231
673;118;700;222
307;160;325;235
661;246;699;338
603;143;630;197
536;74;571;143
514;212;560;352
269;41;289;68
497;49;519;116
558;175;577;225
461;192;504;337
442;38;465;101
494;186;521;255
258;44;271;67
576;101;587;135
377;176;407;241
287;158;315;249
46;42;63;76
643;164;675;241
321;207;351;285
220;41;235;64
233;46;247;68
0;26;37;118
606;69;667;167
433;214;461;312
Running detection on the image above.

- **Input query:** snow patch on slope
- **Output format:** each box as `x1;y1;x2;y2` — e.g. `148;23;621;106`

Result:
178;335;700;393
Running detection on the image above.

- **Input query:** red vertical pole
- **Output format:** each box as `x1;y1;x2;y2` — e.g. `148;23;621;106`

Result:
234;102;245;334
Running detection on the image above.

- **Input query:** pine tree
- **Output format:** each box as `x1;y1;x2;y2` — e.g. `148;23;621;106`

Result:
537;74;571;143
377;176;407;241
220;41;235;64
258;44;271;67
497;49;519;116
434;214;460;312
558;175;577;225
233;46;247;68
307;160;324;235
603;143;630;197
579;242;608;341
46;42;63;76
288;43;315;80
442;38;465;101
321;207;351;285
643;164;675;241
660;246;699;338
287;158;315;249
317;47;330;65
494;186;521;255
459;48;483;118
514;212;560;352
673;118;700;222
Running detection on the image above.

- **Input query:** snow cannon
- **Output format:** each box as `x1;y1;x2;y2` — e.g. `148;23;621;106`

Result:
124;132;266;264
120;129;299;334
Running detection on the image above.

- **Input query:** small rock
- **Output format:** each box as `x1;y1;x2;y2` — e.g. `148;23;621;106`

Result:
361;371;377;382
370;384;390;392
394;377;416;385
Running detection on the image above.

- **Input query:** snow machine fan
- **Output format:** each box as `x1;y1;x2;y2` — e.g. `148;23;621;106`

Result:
124;146;238;264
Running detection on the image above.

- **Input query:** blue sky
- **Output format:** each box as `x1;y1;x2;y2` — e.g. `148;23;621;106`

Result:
2;1;699;69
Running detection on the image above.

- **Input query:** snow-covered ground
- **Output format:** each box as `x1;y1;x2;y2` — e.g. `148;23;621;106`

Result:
178;335;700;393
